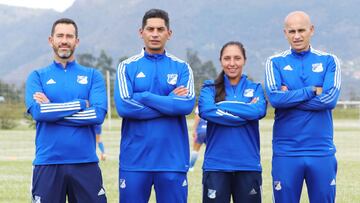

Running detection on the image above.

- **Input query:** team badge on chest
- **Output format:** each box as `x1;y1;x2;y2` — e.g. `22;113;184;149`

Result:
243;89;254;97
77;75;88;84
312;63;323;73
167;74;178;85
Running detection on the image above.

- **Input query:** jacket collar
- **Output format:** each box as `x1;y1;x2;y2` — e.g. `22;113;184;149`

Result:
142;48;166;61
53;60;76;69
290;45;312;57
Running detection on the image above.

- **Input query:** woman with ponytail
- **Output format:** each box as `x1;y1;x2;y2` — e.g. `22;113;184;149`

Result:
198;41;267;203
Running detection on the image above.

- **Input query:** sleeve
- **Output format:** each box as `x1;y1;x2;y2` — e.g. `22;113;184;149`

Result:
114;62;164;120
198;81;248;127
265;57;316;108
133;63;195;116
295;55;341;111
217;84;267;120
55;69;108;126
25;71;87;122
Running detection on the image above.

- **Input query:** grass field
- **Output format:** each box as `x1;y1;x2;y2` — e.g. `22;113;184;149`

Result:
0;118;359;203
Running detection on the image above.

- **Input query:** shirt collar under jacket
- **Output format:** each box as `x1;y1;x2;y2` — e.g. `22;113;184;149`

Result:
290;45;312;57
52;60;76;69
142;48;166;61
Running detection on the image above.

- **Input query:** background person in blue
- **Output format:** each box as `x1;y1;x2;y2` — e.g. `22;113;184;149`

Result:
25;18;107;203
265;11;341;203
199;41;267;203
94;124;107;161
114;9;195;203
189;105;207;171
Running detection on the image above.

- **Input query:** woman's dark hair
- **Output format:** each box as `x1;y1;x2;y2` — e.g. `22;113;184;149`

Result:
214;41;246;102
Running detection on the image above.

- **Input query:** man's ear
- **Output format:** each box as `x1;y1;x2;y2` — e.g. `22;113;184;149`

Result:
167;29;172;40
75;38;79;48
139;28;144;39
48;36;54;47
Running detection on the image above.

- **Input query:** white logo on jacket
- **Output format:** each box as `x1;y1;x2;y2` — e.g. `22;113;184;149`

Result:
167;74;178;85
312;63;323;72
283;65;293;71
77;75;88;84
136;72;146;78
46;79;56;84
244;89;254;97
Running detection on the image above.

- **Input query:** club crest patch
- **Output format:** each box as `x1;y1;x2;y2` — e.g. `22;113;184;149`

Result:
119;179;126;189
312;63;323;73
244;89;254;97
77;75;88;84
208;189;216;199
167;74;178;85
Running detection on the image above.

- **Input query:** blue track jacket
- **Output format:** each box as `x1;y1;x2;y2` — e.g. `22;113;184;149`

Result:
114;49;195;172
265;47;341;156
199;75;266;171
25;60;107;165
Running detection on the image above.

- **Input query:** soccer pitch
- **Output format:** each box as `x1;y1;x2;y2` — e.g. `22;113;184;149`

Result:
0;118;359;203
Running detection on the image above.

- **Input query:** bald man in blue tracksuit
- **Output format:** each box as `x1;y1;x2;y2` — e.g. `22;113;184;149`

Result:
265;11;341;203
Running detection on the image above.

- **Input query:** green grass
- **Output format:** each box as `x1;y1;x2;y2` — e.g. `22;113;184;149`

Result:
0;119;359;202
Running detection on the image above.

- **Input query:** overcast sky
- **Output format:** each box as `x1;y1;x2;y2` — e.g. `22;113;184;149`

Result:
0;0;75;12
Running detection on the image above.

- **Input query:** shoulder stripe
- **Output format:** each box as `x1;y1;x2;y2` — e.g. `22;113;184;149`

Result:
166;52;195;99
166;52;186;64
319;54;341;104
116;52;145;107
265;49;291;92
185;63;195;99
311;47;330;56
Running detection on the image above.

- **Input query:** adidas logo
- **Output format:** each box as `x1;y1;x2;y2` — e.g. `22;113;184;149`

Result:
330;179;336;186
98;188;105;196
274;181;282;191
249;188;257;195
283;65;293;71
46;79;56;84
182;179;188;187
136;72;146;78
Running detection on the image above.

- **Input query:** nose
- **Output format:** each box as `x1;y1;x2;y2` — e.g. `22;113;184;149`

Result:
151;30;160;38
60;36;68;44
294;31;301;40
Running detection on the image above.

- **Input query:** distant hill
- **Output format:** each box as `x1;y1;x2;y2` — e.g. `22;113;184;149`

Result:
1;0;359;99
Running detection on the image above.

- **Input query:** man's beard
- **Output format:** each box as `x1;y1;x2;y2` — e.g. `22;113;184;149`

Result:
53;46;74;59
